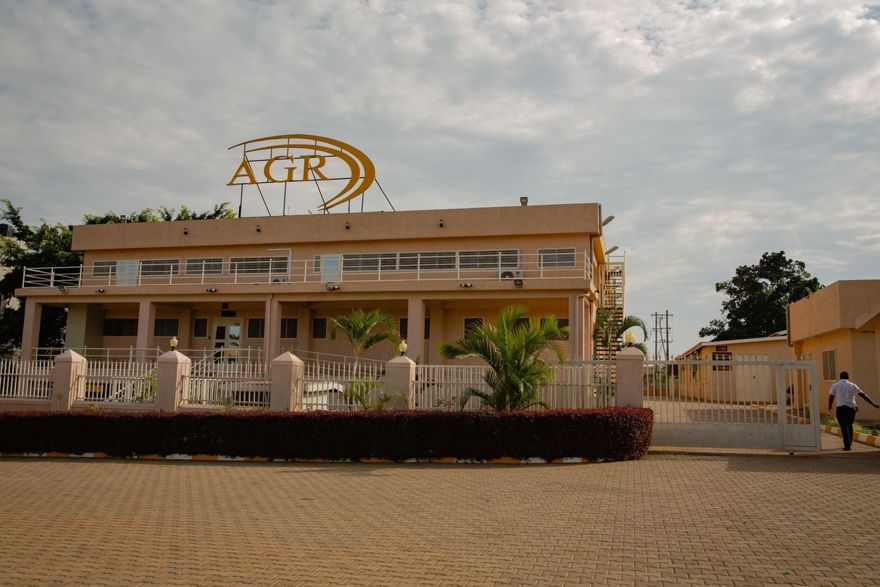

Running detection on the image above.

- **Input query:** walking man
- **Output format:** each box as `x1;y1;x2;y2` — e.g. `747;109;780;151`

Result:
828;371;880;451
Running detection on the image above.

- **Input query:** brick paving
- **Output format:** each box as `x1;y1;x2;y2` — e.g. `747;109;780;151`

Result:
1;451;879;586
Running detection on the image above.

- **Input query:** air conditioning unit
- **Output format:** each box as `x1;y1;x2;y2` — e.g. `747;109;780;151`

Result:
270;277;289;284
500;270;523;279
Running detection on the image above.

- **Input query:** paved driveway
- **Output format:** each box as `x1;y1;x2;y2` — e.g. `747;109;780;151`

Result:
1;452;878;586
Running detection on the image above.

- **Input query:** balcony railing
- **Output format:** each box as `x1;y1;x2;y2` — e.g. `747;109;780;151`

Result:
21;251;594;290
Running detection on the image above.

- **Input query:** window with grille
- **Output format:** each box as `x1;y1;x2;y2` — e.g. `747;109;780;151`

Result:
281;318;298;339
312;318;328;339
822;350;837;381
458;250;519;269
464;317;484;335
247;318;265;339
230;256;288;275
538;248;576;268
139;259;179;276
193;318;208;338
93;260;117;277
154;318;179;337
102;318;138;337
185;258;224;276
342;253;397;272
399;317;430;340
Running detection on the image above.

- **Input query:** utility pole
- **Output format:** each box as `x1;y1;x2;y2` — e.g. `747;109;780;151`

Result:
651;311;674;361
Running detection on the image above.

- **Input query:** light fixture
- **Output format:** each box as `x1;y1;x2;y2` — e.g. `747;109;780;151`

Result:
605;245;619;255
325;282;340;291
345;222;351;230
439;219;444;228
256;224;262;232
520;196;528;206
602;215;615;226
183;227;189;235
513;278;524;288
57;285;69;294
95;288;105;293
206;288;218;293
397;339;408;356
169;336;178;351
459;282;473;288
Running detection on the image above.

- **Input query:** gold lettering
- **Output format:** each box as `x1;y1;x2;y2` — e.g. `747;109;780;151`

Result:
263;156;296;182
301;155;329;181
227;159;258;185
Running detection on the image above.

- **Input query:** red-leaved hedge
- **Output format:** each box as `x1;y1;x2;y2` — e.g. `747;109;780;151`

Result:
0;408;653;462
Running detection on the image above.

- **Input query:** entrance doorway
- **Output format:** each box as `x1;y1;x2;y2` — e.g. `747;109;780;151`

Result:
212;320;242;362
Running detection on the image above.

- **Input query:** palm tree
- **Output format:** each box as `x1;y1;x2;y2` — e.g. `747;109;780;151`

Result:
439;305;568;412
593;308;648;358
329;308;399;366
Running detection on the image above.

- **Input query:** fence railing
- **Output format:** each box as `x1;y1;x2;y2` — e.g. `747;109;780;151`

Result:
0;359;53;399
185;361;270;408
302;359;385;410
34;347;163;362
77;362;157;404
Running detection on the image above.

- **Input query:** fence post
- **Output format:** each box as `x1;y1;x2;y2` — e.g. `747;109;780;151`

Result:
615;347;645;408
156;351;190;412
270;352;304;412
52;350;86;410
385;355;415;409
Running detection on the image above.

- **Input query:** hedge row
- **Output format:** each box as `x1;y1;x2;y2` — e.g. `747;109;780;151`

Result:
0;408;653;462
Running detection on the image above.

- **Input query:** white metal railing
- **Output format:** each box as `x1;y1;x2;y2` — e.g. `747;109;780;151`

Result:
644;358;816;425
0;359;53;399
77;362;157;404
34;346;163;362
178;347;264;365
413;365;489;410
186;361;270;408
22;251;592;289
302;360;385;410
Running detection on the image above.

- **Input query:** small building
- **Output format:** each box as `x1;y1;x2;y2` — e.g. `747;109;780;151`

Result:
789;280;880;421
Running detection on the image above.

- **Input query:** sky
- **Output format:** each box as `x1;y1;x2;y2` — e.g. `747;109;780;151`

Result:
1;0;879;355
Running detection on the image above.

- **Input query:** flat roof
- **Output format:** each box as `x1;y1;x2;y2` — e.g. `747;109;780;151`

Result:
679;334;788;357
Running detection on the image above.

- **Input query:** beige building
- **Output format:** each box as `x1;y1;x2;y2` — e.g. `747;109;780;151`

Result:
679;333;794;363
15;202;623;365
789;280;880;422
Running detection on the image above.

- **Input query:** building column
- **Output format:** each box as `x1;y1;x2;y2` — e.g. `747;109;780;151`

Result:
432;304;445;364
263;297;281;364
177;307;192;351
20;298;43;360
296;306;312;355
136;300;156;359
406;297;425;362
65;304;104;352
568;295;583;362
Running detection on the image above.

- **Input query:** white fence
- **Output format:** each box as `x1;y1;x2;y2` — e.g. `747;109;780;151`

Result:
0;359;53;399
186;362;270;408
302;360;386;410
77;362;157;404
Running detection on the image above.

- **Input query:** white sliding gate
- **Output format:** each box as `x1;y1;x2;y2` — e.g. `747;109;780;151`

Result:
644;358;821;451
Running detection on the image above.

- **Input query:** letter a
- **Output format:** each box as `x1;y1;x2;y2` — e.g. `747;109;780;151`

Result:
227;159;258;185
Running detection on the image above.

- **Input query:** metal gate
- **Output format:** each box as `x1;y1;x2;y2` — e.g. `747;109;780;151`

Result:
644;358;821;451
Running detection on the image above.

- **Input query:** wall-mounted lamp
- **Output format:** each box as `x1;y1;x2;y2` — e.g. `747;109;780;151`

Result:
397;340;408;356
520;196;529;206
256;224;262;233
605;245;619;255
57;285;69;294
439;219;444;228
206;288;218;293
513;278;524;288
183;227;189;235
95;288;106;293
602;215;615;226
169;336;178;351
345;222;351;230
459;282;473;288
325;282;341;291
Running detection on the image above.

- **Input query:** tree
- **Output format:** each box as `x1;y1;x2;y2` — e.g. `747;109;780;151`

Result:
699;251;821;341
329;308;399;366
592;308;648;358
439;305;568;412
0;199;236;354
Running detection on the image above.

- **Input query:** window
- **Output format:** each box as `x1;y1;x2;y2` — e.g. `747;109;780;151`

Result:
540;317;570;339
193;318;208;338
399;251;456;270
154;318;179;337
102;318;138;337
822;350;837;381
539;248;576;268
185;258;223;276
464;317;484;335
399;317;431;340
514;317;530;330
93;260;117;278
139;259;179;277
312;318;328;339
342;253;397;272
281;318;298;339
712;351;733;371
459;249;519;269
247;318;265;339
230;256;288;275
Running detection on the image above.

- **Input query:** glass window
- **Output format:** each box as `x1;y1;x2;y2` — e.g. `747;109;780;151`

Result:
102;318;138;337
230;256;288;275
342;253;397;272
247;318;265;339
822;350;837;381
185;258;223;276
514;317;530;330
312;317;328;339
464;317;484;335
193;318;208;338
93;260;117;277
399;317;408;339
281;318;298;339
539;248;577;268
459;250;519;269
154;318;179;337
140;259;179;277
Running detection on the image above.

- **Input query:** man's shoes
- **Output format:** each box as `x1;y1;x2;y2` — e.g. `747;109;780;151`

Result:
843;447;851;451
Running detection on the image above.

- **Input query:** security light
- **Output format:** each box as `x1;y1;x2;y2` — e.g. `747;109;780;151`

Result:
602;215;615;226
513;278;524;288
605;245;619;255
520;197;529;206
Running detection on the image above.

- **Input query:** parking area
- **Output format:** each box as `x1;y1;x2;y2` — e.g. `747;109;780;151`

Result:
1;447;878;586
